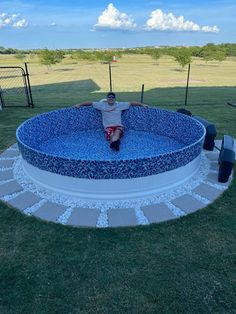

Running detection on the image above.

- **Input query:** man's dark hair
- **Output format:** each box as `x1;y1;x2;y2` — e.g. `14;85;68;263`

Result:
107;92;116;98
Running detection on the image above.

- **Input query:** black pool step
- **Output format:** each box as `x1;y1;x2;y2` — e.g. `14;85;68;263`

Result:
177;108;192;116
193;116;217;151
176;110;217;151
218;135;235;183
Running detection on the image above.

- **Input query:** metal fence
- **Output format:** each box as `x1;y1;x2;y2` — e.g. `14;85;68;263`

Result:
0;63;33;108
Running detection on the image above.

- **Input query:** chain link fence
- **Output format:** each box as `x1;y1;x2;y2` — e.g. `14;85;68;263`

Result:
0;64;33;108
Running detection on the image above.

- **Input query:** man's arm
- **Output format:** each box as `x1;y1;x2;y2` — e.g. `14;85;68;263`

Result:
74;101;93;109
129;101;149;108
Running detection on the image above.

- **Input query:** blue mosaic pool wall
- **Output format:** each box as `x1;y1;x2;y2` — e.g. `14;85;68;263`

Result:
16;106;205;179
17;108;103;150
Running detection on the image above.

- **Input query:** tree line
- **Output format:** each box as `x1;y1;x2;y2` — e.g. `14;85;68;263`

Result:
124;43;235;69
1;43;236;70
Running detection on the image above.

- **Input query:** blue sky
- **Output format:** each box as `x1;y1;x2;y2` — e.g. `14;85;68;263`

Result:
0;0;236;49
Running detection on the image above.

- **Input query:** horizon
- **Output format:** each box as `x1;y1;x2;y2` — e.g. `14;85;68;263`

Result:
1;1;236;49
2;43;236;51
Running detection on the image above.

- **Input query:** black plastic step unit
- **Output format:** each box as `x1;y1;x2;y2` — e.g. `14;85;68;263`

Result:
218;135;235;183
176;108;192;116
193;116;217;151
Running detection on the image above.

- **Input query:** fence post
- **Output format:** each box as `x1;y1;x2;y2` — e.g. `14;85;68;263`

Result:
0;85;5;109
24;63;34;108
109;62;112;92
184;63;191;106
141;84;144;103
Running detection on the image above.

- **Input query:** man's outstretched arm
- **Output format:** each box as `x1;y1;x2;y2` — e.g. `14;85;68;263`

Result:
74;101;93;109
129;101;149;108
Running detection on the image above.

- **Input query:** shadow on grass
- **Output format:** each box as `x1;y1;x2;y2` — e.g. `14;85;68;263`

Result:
172;68;186;72
1;79;236;109
27;81;236;105
108;85;236;107
54;68;74;72
1;81;236;142
1;79;101;108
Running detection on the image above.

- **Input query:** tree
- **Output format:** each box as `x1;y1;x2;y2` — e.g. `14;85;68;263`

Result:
54;50;65;63
4;48;18;54
95;51;114;63
150;49;161;65
200;44;226;63
71;50;97;62
189;46;202;57
214;49;226;62
174;48;192;70
38;49;64;70
221;43;236;57
71;50;122;63
0;46;5;54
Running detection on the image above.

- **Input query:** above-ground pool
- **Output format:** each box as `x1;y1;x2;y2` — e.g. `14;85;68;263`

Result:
16;106;205;199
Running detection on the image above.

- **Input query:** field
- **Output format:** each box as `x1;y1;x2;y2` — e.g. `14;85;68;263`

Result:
0;54;236;313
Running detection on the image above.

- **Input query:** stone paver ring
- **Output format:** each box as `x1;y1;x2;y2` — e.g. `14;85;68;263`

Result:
0;141;232;228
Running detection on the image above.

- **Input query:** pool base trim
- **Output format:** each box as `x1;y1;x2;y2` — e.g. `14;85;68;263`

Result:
21;155;201;200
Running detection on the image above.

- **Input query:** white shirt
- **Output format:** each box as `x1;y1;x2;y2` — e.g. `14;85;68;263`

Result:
93;101;130;128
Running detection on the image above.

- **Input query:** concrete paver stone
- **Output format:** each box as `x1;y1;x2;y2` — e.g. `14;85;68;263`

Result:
141;203;176;223
7;191;42;211
34;202;67;222
210;162;219;171
0;170;14;181
171;194;204;213
0;159;15;169
0;150;19;158
108;208;137;227
205;153;218;162
0;181;23;197
67;207;100;227
193;183;224;202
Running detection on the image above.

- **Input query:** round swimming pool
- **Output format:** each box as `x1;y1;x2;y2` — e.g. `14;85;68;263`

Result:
16;106;205;199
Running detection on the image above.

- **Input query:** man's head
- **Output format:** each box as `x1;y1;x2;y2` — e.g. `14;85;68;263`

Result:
107;92;116;105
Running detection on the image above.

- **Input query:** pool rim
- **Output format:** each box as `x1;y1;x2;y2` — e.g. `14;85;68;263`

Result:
16;106;206;163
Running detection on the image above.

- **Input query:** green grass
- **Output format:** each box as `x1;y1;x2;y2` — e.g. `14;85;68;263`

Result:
1;183;236;313
0;54;236;313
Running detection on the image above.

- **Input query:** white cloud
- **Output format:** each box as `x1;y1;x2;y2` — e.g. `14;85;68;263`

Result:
50;22;57;26
0;12;28;29
145;9;219;33
13;19;28;28
201;25;219;33
94;3;136;31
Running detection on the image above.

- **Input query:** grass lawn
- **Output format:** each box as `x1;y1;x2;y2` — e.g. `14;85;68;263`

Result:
0;54;236;313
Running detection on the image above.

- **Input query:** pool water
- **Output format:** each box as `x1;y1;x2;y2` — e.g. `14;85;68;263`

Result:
39;130;185;161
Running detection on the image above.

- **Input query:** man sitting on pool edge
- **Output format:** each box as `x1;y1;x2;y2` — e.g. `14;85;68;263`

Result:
75;92;148;151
